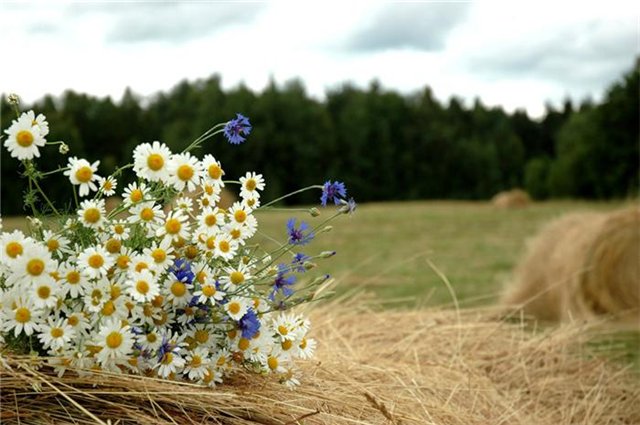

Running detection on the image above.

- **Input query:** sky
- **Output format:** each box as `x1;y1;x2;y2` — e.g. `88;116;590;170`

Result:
0;1;637;118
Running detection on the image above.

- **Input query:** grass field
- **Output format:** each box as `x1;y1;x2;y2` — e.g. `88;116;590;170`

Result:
2;200;632;308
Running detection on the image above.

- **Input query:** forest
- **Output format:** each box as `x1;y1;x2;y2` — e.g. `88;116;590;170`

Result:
1;62;637;216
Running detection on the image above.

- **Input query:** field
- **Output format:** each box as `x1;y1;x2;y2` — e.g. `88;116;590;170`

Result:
3;200;632;308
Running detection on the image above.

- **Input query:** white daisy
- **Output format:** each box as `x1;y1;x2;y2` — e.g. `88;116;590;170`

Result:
156;349;186;379
3;111;46;160
186;323;217;349
109;220;131;240
122;181;149;205
84;278;111;313
224;297;249;321
201;154;225;188
26;110;49;136
129;253;154;274
143;238;175;272
126;269;160;303
61;308;92;337
228;202;251;226
9;241;58;286
78;245;114;279
264;352;287;374
64;157;101;197
193;281;225;305
196;206;225;235
239;172;265;200
272;314;303;342
172;196;194;212
219;263;252;290
199;182;222;206
167;152;204;193
156;210;190;242
297;337;317;360
242;195;261;210
77;199;107;229
59;262;91;297
3;295;43;337
183;347;210;380
137;328;163;351
128;201;165;234
133;141;172;182
0;230;30;266
97;175;118;196
94;318;134;365
41;230;72;258
213;233;238;261
38;317;76;352
31;278;59;309
165;276;191;307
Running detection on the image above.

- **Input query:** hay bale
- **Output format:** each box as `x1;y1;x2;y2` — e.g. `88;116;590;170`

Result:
502;207;640;323
1;303;639;424
492;189;531;209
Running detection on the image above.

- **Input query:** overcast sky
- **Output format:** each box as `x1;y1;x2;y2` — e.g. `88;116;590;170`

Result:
0;1;637;117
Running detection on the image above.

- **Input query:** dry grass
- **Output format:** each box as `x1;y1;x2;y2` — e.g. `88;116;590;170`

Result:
2;298;638;424
491;189;532;209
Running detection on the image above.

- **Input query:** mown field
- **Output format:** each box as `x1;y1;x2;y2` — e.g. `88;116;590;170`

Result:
3;200;632;308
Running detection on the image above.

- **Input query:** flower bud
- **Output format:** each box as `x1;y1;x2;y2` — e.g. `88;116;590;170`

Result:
319;251;336;258
58;142;70;155
318;225;332;234
308;207;320;217
7;93;19;105
303;261;317;270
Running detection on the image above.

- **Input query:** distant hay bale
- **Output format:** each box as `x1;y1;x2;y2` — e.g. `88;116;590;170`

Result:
1;303;638;424
502;207;640;323
492;189;531;209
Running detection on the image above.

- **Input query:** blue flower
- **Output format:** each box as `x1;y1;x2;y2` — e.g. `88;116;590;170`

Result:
270;263;297;300
287;218;314;245
291;253;310;273
321;180;347;206
170;258;195;285
238;308;260;339
340;197;357;215
223;113;252;145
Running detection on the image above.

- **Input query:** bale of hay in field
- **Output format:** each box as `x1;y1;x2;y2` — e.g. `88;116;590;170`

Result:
2;302;639;425
502;207;640;323
492;189;531;209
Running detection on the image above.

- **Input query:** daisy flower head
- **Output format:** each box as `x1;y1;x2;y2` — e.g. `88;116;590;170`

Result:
97;175;118;196
213;233;238;261
109;220;131;240
219;262;252;290
223;113;252;145
62;309;92;338
156;210;190;243
126;269;160;303
165;275;192;307
193;280;225;305
265;352;287;374
239;172;265;201
168;152;204;193
3;111;46;160
225;296;249;321
183;347;211;380
9;241;57;286
128;201;165;231
77;199;107;229
64;157;101;197
143;238;175;272
3;295;43;337
173;196;194;212
201;154;225;187
197;206;225;234
286;218;314;246
223;223;250;246
31;278;59;309
95;318;134;365
0;230;30;266
59;261;91;297
199;182;221;208
133;141;172;182
26;110;49;136
122;181;148;205
78;245;114;279
38;316;76;352
42;230;72;258
297;336;317;360
321;180;347;206
228;202;252;226
272;313;304;342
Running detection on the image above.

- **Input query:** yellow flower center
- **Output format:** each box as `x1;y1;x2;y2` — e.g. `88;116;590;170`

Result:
234;210;247;223
75;166;93;183
161;352;173;365
67;315;79;326
247;198;256;208
66;270;81;284
267;356;278;371
208;164;222;180
37;285;51;299
147;333;157;343
281;339;293;351
245;179;257;191
27;258;45;276
238;338;250;351
46;239;60;252
151;295;164;307
165;218;181;234
129;189;143;203
114;224;125;234
147;153;164;171
195;329;209;344
218;240;230;253
190;355;202;367
228;302;241;315
135;261;149;272
6;241;23;258
230;229;241;240
101;300;115;316
170;281;186;297
202;285;216;297
88;254;104;269
15;307;31;323
116;255;130;269
278;325;288;336
204;184;215;196
299;338;307;349
105;238;121;254
151;248;166;263
105;331;123;349
230;271;244;285
140;207;154;222
103;180;113;191
177;164;194;181
16;130;34;147
205;215;216;226
83;208;101;224
110;284;121;299
136;280;150;295
196;271;206;284
205;236;216;250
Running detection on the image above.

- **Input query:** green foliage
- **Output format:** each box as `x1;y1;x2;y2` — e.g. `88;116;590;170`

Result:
1;63;637;215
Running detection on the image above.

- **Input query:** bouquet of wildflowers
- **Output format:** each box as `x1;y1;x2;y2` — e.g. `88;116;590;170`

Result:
0;95;354;387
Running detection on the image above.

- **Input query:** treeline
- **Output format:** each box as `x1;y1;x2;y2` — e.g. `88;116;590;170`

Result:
1;63;638;215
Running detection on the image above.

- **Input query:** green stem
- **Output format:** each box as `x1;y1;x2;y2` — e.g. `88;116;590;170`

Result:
31;176;60;215
258;185;322;209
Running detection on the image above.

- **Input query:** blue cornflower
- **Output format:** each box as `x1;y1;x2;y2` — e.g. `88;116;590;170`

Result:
291;253;310;273
238;308;261;339
340;197;357;215
321;180;347;206
270;263;297;300
170;258;195;285
287;218;314;246
156;337;177;362
223;113;252;145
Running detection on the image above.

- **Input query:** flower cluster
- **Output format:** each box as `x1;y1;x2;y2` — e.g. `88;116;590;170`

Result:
0;104;353;387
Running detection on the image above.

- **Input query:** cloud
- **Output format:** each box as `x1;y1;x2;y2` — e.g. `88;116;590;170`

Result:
64;2;267;44
347;3;470;52
465;19;636;88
